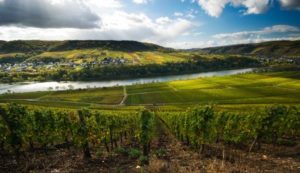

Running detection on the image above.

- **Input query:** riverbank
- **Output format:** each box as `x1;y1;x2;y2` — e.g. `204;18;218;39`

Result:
0;68;253;94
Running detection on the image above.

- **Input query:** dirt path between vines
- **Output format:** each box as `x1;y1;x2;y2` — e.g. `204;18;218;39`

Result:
145;117;203;173
145;116;300;173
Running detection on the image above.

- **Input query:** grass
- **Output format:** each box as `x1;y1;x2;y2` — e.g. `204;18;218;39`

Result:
0;71;299;111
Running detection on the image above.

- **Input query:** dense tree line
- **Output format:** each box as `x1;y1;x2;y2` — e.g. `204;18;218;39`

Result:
69;56;258;81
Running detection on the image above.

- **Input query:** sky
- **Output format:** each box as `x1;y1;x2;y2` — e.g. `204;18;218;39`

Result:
0;0;299;49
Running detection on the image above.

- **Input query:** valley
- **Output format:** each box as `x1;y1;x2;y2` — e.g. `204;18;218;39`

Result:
0;40;299;173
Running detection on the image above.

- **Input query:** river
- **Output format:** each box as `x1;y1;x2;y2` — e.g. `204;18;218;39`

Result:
0;68;253;94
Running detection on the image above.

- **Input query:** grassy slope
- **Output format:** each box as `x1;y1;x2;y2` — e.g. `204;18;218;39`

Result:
1;71;300;111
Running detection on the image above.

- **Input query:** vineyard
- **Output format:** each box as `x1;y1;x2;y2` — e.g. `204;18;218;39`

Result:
0;67;300;172
0;103;157;172
158;105;300;152
0;2;299;171
0;103;299;172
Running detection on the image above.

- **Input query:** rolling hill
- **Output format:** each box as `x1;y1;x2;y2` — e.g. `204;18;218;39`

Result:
200;40;300;56
0;40;170;53
1;40;299;56
48;40;169;52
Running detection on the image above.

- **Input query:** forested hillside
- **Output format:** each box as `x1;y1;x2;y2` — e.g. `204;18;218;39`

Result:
200;40;300;56
0;40;169;53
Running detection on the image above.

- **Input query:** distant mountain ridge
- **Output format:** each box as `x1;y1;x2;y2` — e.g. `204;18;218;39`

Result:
0;40;169;53
199;40;300;56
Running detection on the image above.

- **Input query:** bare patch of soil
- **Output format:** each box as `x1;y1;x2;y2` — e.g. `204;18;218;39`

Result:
0;141;142;173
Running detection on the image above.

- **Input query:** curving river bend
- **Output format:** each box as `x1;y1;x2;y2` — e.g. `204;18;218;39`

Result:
0;68;253;94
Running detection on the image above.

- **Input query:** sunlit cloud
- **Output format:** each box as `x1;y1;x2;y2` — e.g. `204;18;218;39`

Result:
0;0;298;49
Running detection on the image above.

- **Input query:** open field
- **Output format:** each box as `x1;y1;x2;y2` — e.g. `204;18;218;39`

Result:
0;71;300;112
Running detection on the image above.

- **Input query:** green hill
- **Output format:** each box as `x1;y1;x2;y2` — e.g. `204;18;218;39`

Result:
0;40;59;53
0;40;170;53
1;40;299;56
48;40;169;52
200;40;300;56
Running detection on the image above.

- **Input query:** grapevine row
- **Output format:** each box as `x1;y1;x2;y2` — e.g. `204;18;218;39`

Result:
0;103;154;160
158;105;300;152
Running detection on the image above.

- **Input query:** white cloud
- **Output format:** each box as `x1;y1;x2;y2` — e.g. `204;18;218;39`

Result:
0;11;195;46
197;0;300;17
156;17;173;25
96;11;195;43
198;0;229;17
262;25;300;33
212;36;300;48
132;0;149;4
167;25;300;48
0;0;196;46
213;25;299;39
197;0;271;17
232;0;270;15
279;0;300;10
165;41;211;49
174;12;184;17
174;9;198;19
211;25;300;46
0;0;100;28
